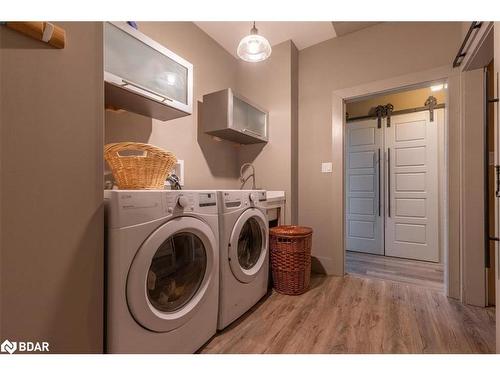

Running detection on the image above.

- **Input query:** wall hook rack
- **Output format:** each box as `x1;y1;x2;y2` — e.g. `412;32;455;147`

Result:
1;22;66;49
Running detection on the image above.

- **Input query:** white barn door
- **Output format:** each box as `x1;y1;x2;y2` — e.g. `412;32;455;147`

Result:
384;109;440;262
345;119;384;255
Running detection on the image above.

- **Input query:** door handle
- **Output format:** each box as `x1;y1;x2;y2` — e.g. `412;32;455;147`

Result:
387;148;391;218
378;148;381;216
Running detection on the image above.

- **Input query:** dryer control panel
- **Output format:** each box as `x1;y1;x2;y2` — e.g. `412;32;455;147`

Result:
220;190;266;213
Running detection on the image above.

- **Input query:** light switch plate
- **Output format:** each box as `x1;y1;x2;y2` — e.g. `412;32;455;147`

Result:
321;162;333;173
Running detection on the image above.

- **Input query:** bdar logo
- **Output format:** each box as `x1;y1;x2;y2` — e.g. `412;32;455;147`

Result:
1;340;17;354
0;339;49;354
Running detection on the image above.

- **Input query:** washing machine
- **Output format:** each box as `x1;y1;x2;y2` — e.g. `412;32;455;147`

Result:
105;190;219;353
217;190;269;329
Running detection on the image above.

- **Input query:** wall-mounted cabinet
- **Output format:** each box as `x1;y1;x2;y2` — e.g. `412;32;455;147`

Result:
104;22;193;121
202;88;268;144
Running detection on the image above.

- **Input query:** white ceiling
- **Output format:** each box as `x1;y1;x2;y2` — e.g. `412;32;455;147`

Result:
195;21;381;58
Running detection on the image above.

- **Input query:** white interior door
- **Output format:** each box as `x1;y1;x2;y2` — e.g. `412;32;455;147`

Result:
384;109;440;262
345;118;384;254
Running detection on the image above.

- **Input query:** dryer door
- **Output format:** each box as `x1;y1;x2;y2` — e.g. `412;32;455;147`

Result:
228;208;268;283
127;216;216;332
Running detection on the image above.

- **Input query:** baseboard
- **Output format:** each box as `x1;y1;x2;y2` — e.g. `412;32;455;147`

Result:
311;255;343;276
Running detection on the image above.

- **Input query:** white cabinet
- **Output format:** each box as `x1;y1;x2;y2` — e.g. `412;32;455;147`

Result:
202;88;268;144
104;22;193;121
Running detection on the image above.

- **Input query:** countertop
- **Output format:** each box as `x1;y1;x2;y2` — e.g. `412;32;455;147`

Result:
266;190;285;204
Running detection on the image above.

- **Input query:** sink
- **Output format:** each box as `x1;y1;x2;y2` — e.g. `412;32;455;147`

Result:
266;190;285;203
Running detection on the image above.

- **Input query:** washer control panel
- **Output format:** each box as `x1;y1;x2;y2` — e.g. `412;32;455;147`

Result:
199;192;217;207
164;191;217;214
105;190;218;228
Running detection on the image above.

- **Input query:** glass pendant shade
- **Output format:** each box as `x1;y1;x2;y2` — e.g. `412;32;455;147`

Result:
237;23;272;62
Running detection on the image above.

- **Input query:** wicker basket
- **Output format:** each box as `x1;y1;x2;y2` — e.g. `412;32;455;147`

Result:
104;142;177;190
269;225;313;295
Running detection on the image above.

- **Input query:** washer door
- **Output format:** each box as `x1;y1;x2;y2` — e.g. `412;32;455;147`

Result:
228;208;268;283
127;216;216;332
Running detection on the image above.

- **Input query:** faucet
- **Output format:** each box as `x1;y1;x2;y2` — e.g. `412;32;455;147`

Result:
240;163;257;190
166;173;182;190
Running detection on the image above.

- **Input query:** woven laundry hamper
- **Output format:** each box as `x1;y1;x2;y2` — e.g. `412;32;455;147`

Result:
269;225;313;295
104;142;177;190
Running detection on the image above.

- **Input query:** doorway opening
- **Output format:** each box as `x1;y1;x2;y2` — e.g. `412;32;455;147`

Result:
344;83;447;292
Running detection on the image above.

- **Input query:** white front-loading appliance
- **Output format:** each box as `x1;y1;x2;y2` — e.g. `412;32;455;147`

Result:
105;190;219;353
217;190;269;330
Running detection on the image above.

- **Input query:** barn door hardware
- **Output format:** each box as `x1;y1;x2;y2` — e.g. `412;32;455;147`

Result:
347;102;445;123
453;21;482;68
375;105;386;128
425;96;438;122
385;104;394;127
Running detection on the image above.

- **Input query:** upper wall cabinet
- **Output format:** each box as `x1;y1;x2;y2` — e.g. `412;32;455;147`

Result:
104;22;193;121
202;89;268;144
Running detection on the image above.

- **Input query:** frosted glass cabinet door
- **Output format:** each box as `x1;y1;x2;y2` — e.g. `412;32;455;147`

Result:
231;95;268;141
104;22;192;112
246;102;267;139
233;96;248;133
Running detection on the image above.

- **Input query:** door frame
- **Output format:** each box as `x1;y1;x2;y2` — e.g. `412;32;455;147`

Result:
331;65;458;298
493;21;499;353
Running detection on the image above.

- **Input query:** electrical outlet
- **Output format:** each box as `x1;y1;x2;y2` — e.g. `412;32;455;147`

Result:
321;162;332;173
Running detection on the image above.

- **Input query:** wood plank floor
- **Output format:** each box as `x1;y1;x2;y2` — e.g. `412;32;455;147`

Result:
346;251;444;292
200;274;495;354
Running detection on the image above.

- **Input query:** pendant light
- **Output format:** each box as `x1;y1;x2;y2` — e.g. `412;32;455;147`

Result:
237;22;272;62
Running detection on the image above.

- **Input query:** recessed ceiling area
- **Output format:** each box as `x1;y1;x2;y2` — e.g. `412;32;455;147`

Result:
195;21;381;58
331;22;381;37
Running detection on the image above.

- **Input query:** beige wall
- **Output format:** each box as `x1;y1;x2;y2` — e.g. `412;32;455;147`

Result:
236;41;299;224
106;23;299;221
298;22;463;275
346;86;446;118
0;23;104;352
106;22;241;190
